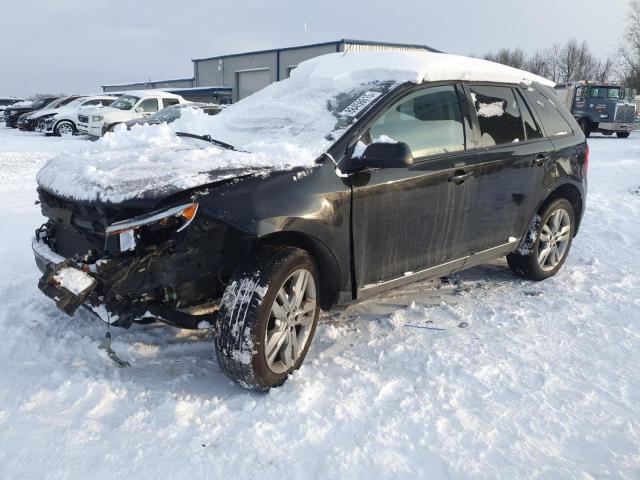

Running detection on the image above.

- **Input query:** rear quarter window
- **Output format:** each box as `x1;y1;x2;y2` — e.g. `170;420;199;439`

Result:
522;88;574;138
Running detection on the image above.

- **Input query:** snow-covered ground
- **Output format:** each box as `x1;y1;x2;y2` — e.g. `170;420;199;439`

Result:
0;127;638;479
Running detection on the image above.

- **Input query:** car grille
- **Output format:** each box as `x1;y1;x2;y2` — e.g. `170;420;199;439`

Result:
614;104;636;123
78;114;88;123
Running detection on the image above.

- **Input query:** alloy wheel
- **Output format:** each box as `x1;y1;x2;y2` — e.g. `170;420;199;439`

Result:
264;268;317;374
537;208;571;271
57;123;74;136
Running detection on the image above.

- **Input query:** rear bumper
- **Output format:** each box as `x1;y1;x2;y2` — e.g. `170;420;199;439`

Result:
598;122;638;132
17;122;36;131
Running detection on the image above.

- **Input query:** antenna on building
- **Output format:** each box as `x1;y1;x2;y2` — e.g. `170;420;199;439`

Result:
304;22;308;44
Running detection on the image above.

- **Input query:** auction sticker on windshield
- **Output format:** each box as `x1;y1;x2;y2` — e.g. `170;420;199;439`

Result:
339;91;382;117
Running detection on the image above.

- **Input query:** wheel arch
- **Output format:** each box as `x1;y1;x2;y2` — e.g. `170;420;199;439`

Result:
258;231;341;311
537;182;584;235
54;118;76;133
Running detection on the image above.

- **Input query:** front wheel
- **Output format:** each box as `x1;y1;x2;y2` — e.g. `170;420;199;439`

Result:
507;198;575;281
616;132;630;138
579;119;592;138
55;120;76;137
215;247;320;390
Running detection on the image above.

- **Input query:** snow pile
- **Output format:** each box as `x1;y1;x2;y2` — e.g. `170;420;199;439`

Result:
37;51;552;203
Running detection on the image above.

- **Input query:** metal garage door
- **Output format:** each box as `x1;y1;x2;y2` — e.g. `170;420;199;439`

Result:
236;69;271;100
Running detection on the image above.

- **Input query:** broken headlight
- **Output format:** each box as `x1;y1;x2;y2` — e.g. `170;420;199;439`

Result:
106;203;198;252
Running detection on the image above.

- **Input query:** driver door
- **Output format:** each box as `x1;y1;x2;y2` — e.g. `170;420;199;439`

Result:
350;84;480;290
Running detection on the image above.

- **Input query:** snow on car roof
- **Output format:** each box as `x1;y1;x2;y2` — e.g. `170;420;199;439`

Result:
301;51;555;87
37;52;555;203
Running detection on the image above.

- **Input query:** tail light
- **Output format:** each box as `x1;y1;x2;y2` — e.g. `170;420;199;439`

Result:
583;144;589;176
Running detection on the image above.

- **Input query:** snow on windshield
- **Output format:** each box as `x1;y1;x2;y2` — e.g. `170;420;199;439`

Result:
111;95;140;110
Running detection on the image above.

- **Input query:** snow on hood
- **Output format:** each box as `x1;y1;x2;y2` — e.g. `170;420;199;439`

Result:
37;51;554;204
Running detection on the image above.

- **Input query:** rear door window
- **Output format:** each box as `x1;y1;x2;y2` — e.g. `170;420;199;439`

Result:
368;85;466;159
469;85;524;147
523;89;574;137
139;98;159;112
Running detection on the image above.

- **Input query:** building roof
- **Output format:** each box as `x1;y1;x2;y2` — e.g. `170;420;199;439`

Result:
101;77;194;88
190;38;441;62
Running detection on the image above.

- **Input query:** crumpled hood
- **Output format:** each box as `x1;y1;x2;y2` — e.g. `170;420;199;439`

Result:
30;108;58;120
35;123;315;204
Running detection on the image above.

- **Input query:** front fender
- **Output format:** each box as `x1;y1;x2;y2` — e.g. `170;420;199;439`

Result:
193;161;353;297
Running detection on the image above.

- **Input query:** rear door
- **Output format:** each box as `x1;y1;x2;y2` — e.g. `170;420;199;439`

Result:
464;84;554;253
350;83;479;288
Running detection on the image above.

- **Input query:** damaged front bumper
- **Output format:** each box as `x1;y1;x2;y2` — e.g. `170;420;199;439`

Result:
32;236;219;330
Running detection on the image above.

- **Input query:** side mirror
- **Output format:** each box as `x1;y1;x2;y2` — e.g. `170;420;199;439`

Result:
352;141;414;171
135;107;143;113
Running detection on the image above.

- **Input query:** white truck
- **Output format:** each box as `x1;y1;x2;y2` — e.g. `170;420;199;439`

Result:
77;91;186;137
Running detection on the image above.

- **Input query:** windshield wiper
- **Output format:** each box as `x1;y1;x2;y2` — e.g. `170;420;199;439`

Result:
176;131;237;151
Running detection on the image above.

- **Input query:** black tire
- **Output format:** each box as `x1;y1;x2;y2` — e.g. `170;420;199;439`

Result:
616;132;630;139
579;118;591;138
54;120;76;137
108;123;122;133
215;246;320;390
507;198;575;281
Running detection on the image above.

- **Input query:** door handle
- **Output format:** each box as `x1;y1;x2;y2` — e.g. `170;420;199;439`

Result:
448;171;474;184
534;154;551;166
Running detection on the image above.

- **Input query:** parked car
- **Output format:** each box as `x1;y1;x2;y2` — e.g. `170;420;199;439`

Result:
32;52;587;390
77;91;187;137
0;97;26;121
18;96;83;131
37;95;118;136
4;96;59;128
124;103;223;129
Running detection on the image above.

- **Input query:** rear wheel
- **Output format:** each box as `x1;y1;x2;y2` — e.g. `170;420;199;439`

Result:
215;247;320;390
579;118;592;138
507;198;575;281
616;132;630;138
55;120;76;137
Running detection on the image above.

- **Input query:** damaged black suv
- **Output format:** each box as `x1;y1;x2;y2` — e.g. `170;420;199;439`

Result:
33;53;587;390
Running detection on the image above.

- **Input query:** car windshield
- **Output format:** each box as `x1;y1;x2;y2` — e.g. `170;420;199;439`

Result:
187;77;397;154
589;87;622;99
43;98;65;109
32;98;54;109
111;95;140;110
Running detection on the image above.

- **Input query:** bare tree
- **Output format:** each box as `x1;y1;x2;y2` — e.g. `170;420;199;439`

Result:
556;39;599;82
619;0;640;89
481;40;616;84
593;57;615;82
484;48;526;69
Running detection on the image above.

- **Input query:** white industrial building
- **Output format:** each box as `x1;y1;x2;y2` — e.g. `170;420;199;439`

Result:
102;39;440;103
